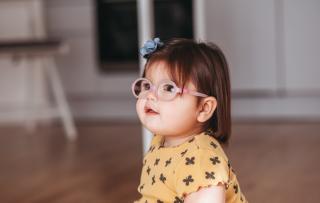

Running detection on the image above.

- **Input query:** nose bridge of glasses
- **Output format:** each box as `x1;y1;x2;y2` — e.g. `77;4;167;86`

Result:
150;84;156;92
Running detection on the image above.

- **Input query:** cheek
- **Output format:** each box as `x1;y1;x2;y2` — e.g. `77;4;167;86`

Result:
161;99;198;127
136;99;145;119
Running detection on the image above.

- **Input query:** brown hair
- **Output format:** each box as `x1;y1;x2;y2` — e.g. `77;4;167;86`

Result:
142;38;231;144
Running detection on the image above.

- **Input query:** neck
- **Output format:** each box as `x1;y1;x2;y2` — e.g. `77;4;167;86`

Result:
163;129;202;147
163;135;194;147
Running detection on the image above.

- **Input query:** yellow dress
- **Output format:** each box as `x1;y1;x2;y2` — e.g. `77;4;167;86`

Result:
134;132;248;203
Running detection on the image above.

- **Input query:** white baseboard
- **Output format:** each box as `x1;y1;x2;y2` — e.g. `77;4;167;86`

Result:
70;95;320;121
232;96;320;121
1;95;320;124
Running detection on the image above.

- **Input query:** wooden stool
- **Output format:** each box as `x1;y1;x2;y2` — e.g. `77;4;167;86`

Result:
0;39;77;141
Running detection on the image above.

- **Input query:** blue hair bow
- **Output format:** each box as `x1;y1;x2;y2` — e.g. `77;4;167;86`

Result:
139;37;164;59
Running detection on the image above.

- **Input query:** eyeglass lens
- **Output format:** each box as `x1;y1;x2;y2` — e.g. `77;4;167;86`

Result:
133;79;178;101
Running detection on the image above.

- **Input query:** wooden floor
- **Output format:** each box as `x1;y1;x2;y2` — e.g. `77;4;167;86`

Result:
0;121;319;203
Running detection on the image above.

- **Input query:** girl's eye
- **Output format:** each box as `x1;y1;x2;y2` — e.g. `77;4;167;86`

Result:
162;84;175;92
141;81;151;91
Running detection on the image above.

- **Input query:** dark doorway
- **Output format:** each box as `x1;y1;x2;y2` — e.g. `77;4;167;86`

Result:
95;0;193;73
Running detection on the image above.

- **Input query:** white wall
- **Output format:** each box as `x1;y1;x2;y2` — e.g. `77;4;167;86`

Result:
2;0;318;122
0;1;47;123
45;0;138;121
284;0;320;92
206;0;278;92
204;0;320;120
47;0;320;121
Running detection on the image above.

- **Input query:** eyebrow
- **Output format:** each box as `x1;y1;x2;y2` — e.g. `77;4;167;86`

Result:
144;77;153;83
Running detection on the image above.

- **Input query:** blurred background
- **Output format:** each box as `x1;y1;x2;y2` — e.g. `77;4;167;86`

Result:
0;0;319;202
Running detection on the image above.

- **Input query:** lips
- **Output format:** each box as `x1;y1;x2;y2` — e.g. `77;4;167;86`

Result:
144;104;159;115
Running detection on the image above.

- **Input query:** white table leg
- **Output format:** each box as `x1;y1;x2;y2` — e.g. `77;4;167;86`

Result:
44;57;77;141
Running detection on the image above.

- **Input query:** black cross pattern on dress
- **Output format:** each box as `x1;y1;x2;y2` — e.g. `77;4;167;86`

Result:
139;184;144;191
205;128;214;136
210;156;221;165
158;145;164;150
146;166;151;175
159;173;166;183
157;200;164;203
185;157;195;165
210;141;218;148
233;184;239;194
180;149;188;157
154;158;160;166
174;196;183;203
145;200;148;203
205;171;215;180
148;145;155;153
183;175;194;186
240;196;244;202
152;175;156;185
188;137;195;143
143;159;147;166
165;158;172;167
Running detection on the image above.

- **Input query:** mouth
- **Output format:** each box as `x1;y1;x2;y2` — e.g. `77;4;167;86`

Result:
144;105;159;115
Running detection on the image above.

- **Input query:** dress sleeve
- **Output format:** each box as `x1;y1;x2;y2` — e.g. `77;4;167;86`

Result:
174;148;230;198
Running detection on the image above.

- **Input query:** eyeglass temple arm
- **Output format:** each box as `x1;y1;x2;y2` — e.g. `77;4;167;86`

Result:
177;88;208;97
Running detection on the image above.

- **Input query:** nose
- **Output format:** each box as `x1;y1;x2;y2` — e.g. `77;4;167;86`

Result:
146;86;157;101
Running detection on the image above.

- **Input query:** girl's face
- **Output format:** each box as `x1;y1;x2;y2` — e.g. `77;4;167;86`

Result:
136;61;202;137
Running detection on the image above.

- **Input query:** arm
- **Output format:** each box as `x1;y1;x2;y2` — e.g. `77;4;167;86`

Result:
184;184;225;203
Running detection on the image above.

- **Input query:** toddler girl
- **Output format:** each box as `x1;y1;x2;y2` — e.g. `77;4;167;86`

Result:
132;38;247;203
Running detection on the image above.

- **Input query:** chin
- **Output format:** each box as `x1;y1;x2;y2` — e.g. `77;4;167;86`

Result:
141;122;163;135
143;124;160;134
144;125;177;136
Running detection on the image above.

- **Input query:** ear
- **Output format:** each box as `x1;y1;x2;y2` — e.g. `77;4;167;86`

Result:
197;97;217;123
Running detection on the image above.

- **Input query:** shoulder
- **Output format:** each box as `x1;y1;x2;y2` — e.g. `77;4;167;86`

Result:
186;133;229;163
178;143;230;176
174;134;231;181
193;133;221;150
173;135;231;200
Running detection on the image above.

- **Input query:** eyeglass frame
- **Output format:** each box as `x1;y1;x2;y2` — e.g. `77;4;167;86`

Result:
131;77;208;101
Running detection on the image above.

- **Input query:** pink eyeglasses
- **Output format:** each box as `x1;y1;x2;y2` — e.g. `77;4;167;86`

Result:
131;78;208;101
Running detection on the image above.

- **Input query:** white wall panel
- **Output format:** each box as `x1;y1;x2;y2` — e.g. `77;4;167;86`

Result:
284;0;320;91
205;0;278;92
